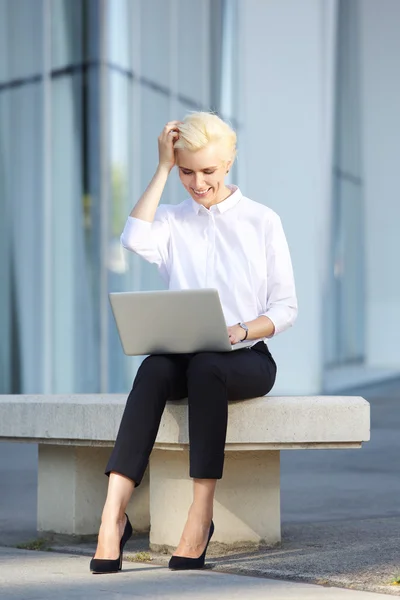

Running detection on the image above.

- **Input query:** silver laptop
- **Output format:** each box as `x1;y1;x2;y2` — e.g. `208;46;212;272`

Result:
109;289;254;355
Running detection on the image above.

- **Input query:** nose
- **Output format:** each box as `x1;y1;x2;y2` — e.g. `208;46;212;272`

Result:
193;173;205;189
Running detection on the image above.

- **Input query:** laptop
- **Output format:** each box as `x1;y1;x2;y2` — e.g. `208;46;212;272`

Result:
109;288;254;355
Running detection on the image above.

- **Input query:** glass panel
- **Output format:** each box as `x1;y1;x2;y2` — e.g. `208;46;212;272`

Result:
0;0;43;83
177;0;210;105
107;71;135;392
107;0;132;71
0;0;7;83
0;83;44;393
51;73;99;392
219;0;239;121
141;0;171;89
326;0;364;367
51;0;84;69
107;78;173;391
337;180;364;362
140;87;170;292
0;88;12;392
84;67;102;378
336;0;361;178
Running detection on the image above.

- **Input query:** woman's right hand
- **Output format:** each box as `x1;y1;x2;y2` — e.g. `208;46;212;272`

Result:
158;121;181;172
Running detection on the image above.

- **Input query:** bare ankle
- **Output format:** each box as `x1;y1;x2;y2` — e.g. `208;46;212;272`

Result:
189;502;213;521
101;507;126;525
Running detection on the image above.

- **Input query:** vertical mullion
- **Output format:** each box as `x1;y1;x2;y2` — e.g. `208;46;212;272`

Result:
99;0;109;392
43;0;52;393
220;0;236;120
202;0;211;109
170;0;178;203
130;0;142;376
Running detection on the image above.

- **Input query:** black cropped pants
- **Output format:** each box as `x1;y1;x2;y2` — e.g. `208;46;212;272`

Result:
105;342;277;486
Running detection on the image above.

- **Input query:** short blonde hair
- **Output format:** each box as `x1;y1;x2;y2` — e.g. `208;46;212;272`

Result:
174;111;237;163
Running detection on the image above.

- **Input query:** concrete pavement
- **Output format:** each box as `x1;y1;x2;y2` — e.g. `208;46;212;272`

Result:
281;379;400;524
0;443;37;546
0;546;395;600
40;512;399;596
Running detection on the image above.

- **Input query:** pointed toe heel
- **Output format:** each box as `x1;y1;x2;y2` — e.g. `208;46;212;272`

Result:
90;514;133;574
90;556;120;574
169;520;214;571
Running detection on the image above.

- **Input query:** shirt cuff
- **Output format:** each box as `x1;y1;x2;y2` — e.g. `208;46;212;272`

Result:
261;306;297;337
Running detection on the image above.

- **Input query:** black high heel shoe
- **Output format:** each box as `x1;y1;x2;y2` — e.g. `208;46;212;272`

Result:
90;513;133;574
168;520;214;570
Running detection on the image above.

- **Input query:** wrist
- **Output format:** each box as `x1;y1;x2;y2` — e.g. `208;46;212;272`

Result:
238;322;249;341
157;162;173;176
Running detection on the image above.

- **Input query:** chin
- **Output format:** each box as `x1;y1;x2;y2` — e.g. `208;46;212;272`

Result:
190;189;215;204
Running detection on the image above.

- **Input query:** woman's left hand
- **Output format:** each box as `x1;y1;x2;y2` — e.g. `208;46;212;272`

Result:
227;325;246;345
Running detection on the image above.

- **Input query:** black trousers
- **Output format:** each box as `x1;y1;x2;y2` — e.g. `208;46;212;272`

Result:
105;341;277;486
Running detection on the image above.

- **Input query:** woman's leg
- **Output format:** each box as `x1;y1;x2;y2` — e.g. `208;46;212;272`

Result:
94;473;135;559
95;353;189;560
174;478;216;558
173;344;276;557
105;354;189;484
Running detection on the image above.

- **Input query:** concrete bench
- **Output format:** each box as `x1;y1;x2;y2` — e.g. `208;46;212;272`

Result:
0;394;370;550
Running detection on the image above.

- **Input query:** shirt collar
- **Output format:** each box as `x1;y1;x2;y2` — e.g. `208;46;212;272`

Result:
190;185;242;215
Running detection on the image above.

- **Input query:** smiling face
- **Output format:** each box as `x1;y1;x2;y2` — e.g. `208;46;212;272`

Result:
176;142;232;208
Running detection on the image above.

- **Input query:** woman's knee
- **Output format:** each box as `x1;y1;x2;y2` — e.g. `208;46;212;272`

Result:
135;354;177;385
187;353;225;382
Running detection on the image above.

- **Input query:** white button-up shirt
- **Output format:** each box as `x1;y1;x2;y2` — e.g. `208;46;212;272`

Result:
121;185;297;338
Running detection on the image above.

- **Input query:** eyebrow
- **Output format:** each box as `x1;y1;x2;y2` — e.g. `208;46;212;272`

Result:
179;166;219;171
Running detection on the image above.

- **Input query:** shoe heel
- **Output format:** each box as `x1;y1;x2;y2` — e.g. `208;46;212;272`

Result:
90;514;133;574
169;520;214;571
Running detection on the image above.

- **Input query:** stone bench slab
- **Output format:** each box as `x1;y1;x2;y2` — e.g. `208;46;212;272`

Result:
0;395;370;448
0;394;370;546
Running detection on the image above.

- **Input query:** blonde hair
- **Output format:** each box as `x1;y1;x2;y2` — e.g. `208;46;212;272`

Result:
174;112;237;163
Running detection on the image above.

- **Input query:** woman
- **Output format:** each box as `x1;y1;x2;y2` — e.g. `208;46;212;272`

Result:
90;112;297;574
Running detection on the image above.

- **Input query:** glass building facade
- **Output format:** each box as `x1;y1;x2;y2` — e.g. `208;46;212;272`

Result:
0;0;238;395
325;0;364;368
1;0;400;396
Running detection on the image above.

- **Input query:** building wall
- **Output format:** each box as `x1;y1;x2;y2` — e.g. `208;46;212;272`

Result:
238;0;400;393
237;0;336;393
1;0;400;396
0;0;235;394
360;0;400;369
105;0;236;392
0;0;46;394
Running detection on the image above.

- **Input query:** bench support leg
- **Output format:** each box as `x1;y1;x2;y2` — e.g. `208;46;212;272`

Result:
149;449;280;551
38;445;150;535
